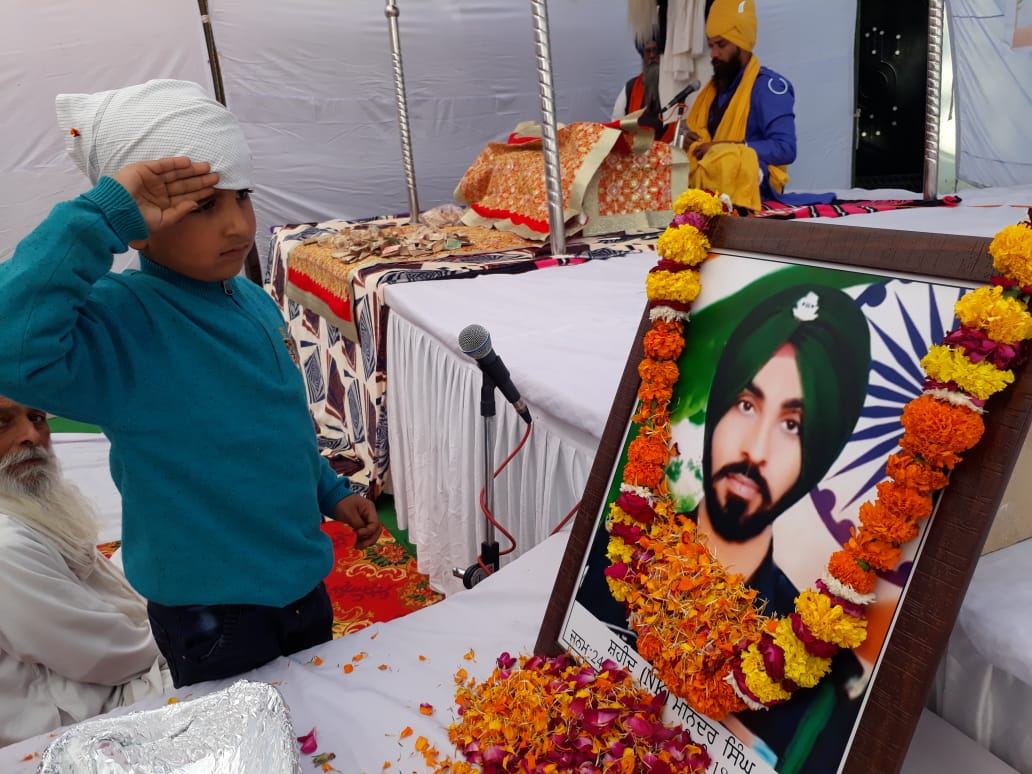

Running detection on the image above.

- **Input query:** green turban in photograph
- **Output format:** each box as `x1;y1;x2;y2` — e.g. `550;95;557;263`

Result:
702;283;871;522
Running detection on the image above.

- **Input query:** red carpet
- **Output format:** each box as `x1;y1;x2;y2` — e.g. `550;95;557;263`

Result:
97;522;442;638
320;520;443;638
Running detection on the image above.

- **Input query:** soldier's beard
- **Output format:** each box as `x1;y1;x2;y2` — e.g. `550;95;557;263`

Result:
703;459;781;542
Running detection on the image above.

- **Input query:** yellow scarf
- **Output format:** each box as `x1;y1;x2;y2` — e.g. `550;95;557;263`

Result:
685;56;789;209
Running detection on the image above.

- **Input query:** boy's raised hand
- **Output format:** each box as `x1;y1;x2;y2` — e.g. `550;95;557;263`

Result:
111;157;219;233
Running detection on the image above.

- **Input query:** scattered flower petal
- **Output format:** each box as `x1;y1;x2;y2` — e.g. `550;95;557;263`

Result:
297;728;318;755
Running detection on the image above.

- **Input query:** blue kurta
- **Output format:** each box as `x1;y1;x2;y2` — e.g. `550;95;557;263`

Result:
711;64;835;206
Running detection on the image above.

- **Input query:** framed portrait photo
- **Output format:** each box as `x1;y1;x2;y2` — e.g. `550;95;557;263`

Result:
536;217;1032;774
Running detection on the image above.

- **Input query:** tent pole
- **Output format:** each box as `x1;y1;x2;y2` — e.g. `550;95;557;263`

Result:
385;0;421;224
923;0;944;199
196;0;227;106
529;0;567;257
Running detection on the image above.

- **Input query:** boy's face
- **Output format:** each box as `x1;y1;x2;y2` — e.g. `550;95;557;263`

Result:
134;189;256;282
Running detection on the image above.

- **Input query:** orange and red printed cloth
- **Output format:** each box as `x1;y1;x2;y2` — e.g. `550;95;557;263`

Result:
455;119;689;239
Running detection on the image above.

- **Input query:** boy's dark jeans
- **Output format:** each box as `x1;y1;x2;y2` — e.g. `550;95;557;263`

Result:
147;582;333;687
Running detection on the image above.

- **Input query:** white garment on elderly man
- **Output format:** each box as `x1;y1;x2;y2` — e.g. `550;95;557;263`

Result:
0;513;170;746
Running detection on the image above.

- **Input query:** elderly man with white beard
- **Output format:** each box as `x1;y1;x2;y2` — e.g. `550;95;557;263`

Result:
0;396;170;746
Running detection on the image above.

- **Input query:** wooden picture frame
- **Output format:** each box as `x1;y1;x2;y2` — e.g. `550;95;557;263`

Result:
535;216;1032;774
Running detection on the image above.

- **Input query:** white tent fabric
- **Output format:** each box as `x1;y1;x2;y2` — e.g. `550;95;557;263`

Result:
0;1;211;269
949;0;1032;187
1;1;862;267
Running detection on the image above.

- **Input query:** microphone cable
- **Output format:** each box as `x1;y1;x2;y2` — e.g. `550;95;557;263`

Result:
551;499;582;535
473;420;533;576
474;420;583;575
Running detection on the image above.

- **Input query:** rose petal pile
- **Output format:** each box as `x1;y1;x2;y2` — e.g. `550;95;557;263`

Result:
428;653;710;773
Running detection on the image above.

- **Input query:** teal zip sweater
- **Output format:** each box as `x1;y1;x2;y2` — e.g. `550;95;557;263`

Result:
0;177;352;607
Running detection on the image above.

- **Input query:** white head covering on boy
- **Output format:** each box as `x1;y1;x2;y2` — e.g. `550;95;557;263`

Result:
55;79;253;190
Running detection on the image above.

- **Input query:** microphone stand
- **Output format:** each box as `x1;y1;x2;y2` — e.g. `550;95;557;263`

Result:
671;101;691;150
454;372;501;588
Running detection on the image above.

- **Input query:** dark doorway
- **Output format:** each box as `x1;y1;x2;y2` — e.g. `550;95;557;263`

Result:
853;0;928;190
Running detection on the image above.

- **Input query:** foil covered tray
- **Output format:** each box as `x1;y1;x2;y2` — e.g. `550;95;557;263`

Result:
38;680;301;773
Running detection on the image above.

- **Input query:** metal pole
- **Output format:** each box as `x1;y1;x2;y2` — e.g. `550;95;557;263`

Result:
384;0;421;224
481;413;497;551
923;0;945;199
529;0;567;256
197;0;226;105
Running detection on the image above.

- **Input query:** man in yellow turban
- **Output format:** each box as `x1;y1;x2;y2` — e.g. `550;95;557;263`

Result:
683;0;832;211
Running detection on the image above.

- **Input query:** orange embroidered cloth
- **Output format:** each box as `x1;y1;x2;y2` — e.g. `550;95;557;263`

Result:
455;120;689;239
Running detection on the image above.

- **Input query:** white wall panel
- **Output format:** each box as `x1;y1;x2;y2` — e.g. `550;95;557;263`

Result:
949;0;1032;187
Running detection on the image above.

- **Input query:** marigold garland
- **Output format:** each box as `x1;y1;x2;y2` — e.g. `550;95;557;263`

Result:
602;192;1032;723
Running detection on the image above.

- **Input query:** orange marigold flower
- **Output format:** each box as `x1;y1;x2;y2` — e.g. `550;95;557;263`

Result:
623;460;666;489
885;452;949;493
628;435;669;466
874;480;934;521
899;394;985;465
857;500;921;544
639;358;681;388
689;663;745;721
828;549;877;595
638;381;674;405
845;530;902;572
643;321;686;361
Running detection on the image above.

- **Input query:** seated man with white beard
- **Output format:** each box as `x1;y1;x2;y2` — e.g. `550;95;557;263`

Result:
0;395;170;746
611;36;678;143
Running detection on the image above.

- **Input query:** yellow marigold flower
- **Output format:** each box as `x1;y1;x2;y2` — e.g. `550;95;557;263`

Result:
672;188;725;218
989;224;1032;287
656;226;711;266
606;535;635;565
921;345;1014;400
774;618;832;689
795;590;868;649
740;644;792;704
954;285;1032;344
607;503;632;526
606;576;632;603
645;269;702;305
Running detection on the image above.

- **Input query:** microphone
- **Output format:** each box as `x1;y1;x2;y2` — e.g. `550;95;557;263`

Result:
662;80;701;112
458;324;532;424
